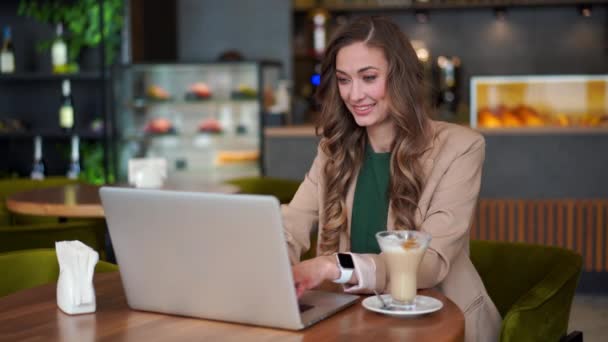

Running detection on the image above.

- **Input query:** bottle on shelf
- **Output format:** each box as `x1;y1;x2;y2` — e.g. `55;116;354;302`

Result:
59;79;75;132
51;23;68;74
1;26;15;74
30;136;46;180
310;8;329;59
66;135;81;179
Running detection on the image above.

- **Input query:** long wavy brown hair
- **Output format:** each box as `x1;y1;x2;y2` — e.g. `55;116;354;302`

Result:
315;16;432;255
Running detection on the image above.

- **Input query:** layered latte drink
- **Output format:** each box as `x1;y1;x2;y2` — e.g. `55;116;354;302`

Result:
376;230;432;309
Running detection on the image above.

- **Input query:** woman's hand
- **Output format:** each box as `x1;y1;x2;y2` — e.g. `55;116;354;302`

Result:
292;255;339;298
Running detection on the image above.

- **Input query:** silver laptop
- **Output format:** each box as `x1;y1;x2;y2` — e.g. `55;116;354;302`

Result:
99;187;359;330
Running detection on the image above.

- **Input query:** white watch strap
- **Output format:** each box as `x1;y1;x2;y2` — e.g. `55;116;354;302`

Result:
333;267;353;284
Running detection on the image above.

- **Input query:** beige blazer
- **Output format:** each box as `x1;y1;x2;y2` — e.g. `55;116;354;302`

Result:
282;120;501;342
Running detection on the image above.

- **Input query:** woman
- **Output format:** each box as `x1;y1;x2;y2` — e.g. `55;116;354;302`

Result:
281;16;501;342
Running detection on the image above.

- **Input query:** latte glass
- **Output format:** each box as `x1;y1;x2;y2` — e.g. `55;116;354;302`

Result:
376;230;431;310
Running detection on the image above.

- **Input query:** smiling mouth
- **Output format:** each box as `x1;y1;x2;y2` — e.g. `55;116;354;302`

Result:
351;103;375;115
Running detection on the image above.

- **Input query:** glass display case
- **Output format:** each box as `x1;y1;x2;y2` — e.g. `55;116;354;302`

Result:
113;61;282;183
470;75;608;129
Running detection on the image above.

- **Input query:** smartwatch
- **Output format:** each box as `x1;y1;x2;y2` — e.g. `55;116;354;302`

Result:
333;253;354;284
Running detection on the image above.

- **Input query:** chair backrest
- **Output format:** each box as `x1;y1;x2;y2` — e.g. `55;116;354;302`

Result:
470;198;608;273
0;220;107;259
470;240;581;317
0;177;82;225
225;177;301;204
0;248;118;297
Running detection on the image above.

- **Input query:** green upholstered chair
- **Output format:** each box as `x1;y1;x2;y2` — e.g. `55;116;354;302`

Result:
0;177;107;259
0;248;118;297
470;240;583;342
225;176;301;204
0;220;107;259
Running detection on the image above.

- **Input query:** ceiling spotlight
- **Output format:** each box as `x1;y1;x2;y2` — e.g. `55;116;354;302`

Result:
494;7;507;21
415;10;429;24
579;4;592;17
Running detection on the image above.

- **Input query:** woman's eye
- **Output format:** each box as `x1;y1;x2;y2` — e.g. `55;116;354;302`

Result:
363;75;377;82
337;77;350;85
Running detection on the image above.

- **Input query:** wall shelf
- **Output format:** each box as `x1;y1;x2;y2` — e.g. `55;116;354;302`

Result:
294;0;607;12
0;72;105;82
0;131;104;140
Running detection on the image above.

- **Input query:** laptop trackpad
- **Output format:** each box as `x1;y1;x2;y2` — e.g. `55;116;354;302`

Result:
299;291;359;327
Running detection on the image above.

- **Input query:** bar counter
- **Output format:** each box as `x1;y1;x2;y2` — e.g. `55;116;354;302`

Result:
265;125;608;137
264;124;608;199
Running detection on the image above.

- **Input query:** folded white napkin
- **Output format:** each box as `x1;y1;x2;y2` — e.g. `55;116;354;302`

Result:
56;241;99;315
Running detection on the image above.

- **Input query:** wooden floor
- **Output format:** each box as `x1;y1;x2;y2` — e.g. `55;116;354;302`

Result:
568;294;608;342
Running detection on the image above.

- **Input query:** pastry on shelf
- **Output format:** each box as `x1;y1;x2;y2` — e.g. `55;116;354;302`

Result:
146;85;171;101
185;82;212;100
554;113;570;127
580;113;602;127
500;110;523;127
198;118;223;134
231;84;257;99
514;105;544;126
144;118;176;135
215;150;260;165
477;108;501;128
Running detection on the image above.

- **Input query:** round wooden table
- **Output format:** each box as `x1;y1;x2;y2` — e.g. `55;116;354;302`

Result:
0;272;465;341
6;182;241;218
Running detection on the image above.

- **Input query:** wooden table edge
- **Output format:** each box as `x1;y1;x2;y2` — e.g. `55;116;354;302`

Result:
6;198;105;218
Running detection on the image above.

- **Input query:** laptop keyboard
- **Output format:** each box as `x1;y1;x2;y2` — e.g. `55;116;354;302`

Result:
298;303;314;313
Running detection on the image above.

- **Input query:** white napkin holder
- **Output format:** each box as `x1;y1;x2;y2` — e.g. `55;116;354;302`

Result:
56;241;99;315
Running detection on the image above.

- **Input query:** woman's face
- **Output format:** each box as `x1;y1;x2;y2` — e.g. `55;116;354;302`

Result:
336;42;390;129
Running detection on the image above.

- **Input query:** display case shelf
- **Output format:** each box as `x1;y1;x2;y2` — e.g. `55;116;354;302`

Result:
470;75;608;129
113;62;282;183
129;98;258;110
0;130;104;140
0;72;105;82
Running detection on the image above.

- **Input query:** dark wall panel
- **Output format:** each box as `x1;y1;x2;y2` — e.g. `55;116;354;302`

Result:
365;6;607;102
482;133;608;199
178;0;292;78
265;133;608;199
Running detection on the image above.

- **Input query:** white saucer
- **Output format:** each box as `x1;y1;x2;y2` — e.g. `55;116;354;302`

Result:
362;294;443;317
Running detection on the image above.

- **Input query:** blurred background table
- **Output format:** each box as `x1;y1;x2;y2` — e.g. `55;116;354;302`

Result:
6;181;240;219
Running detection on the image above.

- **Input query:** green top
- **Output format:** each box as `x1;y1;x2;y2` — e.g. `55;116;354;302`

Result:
350;144;391;254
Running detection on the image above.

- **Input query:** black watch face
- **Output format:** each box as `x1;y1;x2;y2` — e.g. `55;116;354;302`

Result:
337;253;354;269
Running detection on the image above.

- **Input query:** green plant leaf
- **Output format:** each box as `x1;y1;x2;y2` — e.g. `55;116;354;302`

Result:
18;0;124;65
35;40;53;53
